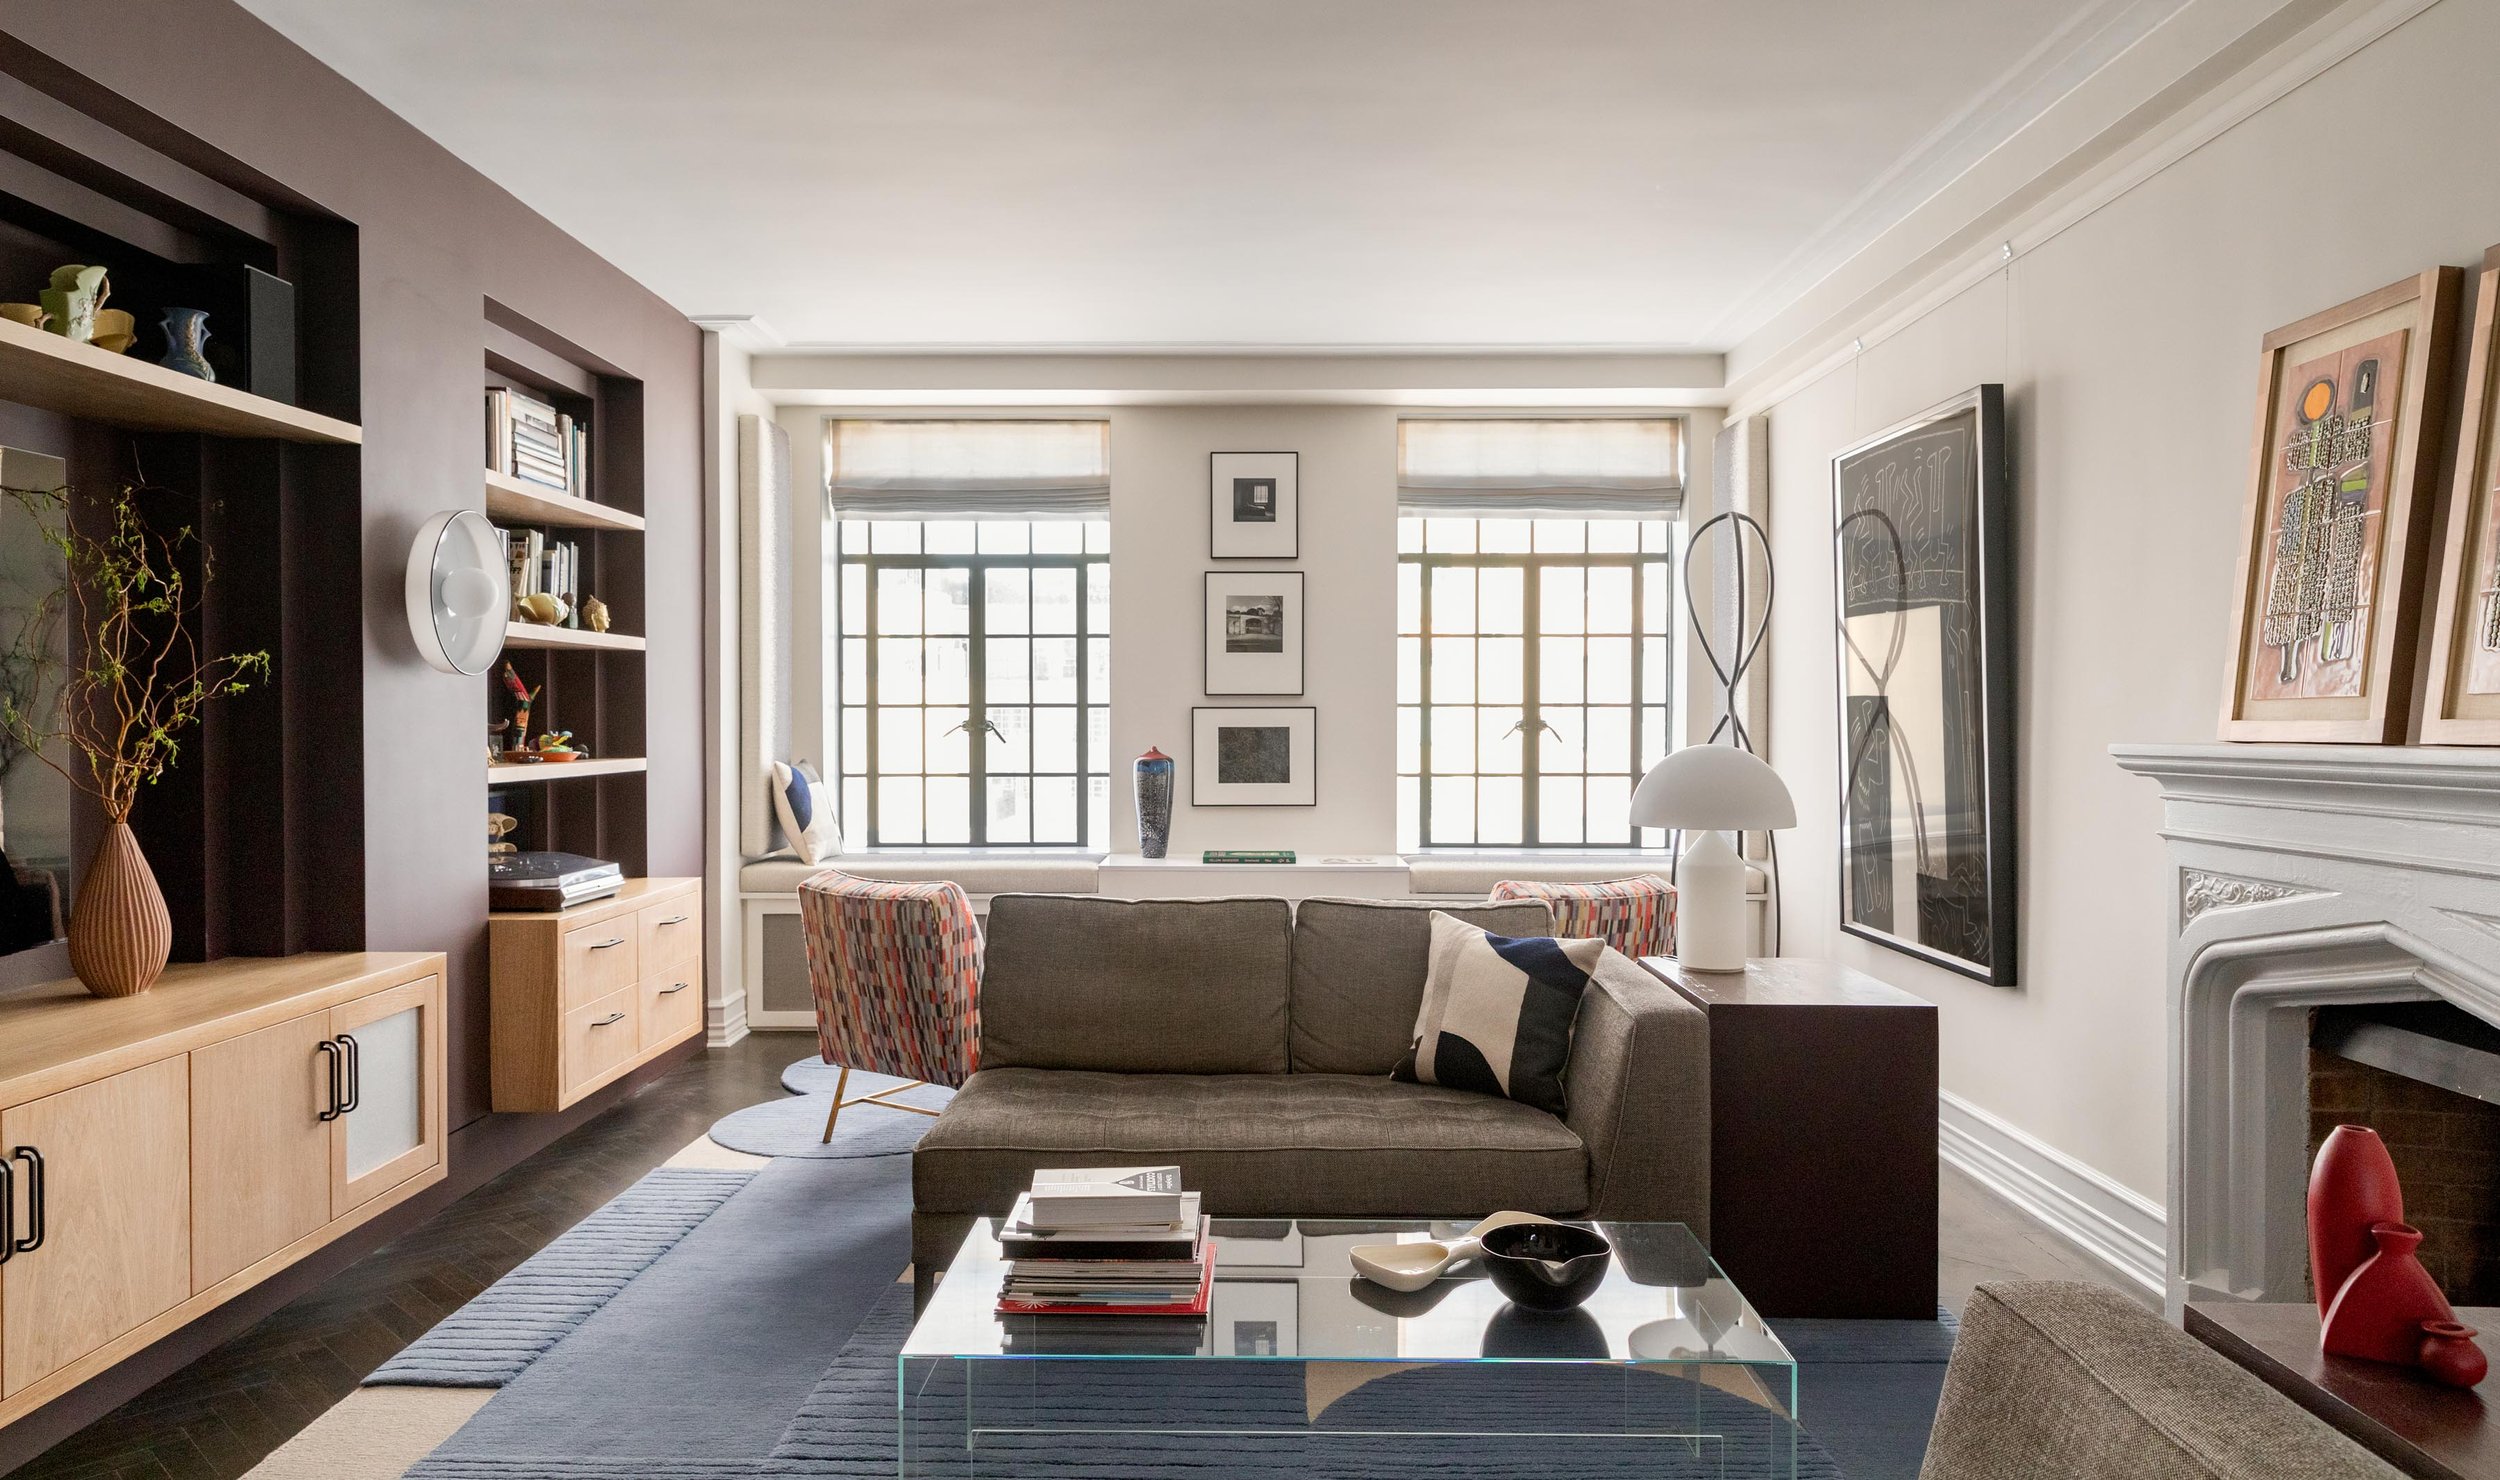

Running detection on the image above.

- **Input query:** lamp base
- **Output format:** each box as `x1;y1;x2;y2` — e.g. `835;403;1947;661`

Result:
1676;828;1749;971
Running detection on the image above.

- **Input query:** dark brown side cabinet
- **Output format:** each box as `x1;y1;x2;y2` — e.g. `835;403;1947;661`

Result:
1641;955;1939;1319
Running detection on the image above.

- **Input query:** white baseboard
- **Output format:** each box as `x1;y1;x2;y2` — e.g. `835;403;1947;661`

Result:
1939;1090;2166;1298
706;990;750;1048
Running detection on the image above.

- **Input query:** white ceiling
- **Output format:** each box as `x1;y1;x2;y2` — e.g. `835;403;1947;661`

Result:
236;0;2123;351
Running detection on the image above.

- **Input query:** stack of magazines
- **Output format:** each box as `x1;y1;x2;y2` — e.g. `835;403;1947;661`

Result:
995;1166;1213;1316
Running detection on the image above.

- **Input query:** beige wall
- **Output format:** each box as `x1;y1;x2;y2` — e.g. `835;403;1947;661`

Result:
1754;0;2500;1198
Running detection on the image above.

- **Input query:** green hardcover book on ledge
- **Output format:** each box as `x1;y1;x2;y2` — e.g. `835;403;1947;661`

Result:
1202;850;1296;865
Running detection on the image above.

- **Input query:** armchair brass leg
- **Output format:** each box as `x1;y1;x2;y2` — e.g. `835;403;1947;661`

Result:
821;1066;943;1144
823;1064;849;1143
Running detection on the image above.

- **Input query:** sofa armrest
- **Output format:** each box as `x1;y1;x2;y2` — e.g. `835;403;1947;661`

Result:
1564;949;1708;1233
1920;1283;2400;1480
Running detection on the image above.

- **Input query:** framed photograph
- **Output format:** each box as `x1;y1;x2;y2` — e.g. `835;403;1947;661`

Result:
1831;385;2016;987
1191;706;1316;807
1205;1279;1299;1359
1210;451;1299;559
2222;267;2459;742
2423;247;2500;744
1204;571;1304;695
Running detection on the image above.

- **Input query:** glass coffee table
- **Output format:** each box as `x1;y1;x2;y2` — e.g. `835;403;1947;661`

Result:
900;1217;1800;1477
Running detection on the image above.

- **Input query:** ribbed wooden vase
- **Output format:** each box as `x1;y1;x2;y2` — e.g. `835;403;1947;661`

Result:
68;822;172;998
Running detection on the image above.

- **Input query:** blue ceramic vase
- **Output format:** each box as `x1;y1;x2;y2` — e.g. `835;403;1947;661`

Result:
158;308;214;381
1134;747;1174;859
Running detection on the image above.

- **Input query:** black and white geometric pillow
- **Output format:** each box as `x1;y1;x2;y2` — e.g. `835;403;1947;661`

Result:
1393;911;1604;1115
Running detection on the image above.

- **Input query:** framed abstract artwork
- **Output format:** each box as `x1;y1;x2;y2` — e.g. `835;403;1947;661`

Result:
2423;246;2500;744
1203;570;1304;695
1830;385;2016;986
2221;267;2459;742
1190;706;1316;807
1210;451;1299;559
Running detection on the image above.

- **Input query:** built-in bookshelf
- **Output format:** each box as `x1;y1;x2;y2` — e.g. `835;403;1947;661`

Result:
0;313;360;443
482;310;650;875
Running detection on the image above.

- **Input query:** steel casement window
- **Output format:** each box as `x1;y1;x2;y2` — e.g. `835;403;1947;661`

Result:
834;519;1110;849
1396;516;1676;851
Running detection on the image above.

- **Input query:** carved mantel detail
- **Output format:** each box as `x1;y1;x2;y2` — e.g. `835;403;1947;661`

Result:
2180;869;2317;923
2114;742;2500;1314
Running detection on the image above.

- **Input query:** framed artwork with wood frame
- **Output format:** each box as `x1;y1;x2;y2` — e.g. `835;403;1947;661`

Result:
2422;244;2500;744
2220;267;2459;742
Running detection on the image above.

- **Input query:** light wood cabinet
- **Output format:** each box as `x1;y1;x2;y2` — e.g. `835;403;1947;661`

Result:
1;1056;192;1398
491;878;704;1113
0;952;446;1427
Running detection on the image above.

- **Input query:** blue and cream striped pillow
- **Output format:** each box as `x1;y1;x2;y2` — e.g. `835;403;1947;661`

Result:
1393;911;1603;1115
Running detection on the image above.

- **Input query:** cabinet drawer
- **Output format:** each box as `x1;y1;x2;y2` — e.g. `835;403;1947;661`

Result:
561;921;640;1011
639;969;702;1052
561;986;641;1096
637;896;700;971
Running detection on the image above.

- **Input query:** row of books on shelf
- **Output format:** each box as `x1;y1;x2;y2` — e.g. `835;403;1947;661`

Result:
486;384;591;499
501;527;582;612
996;1167;1212;1317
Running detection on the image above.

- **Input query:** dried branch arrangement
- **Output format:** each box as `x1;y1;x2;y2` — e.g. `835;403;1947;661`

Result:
0;481;270;823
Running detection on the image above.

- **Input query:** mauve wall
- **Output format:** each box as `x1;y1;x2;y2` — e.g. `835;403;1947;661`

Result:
0;0;703;1130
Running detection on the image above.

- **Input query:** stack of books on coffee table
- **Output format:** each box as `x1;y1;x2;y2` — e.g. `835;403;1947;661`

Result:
995;1166;1214;1316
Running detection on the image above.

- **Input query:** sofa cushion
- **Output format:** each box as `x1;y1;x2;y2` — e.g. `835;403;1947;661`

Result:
979;894;1291;1073
1290;897;1553;1074
914;1068;1589;1218
1920;1282;2404;1480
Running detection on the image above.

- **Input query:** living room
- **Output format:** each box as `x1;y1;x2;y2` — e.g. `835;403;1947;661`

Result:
0;1;2494;1477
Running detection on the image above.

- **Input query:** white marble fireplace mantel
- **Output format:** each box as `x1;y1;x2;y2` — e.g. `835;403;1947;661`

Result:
2112;742;2500;1317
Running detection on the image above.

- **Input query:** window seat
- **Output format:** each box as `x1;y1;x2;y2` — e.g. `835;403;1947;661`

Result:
739;855;1102;896
1404;856;1763;896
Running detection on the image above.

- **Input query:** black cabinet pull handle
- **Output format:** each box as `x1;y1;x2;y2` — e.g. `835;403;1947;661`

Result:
658;982;689;995
338;1033;361;1114
591;1012;625;1027
0;1156;12;1266
11;1146;42;1254
318;1039;344;1122
590;937;625;950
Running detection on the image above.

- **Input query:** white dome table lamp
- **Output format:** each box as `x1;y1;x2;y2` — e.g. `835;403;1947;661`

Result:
1629;745;1796;972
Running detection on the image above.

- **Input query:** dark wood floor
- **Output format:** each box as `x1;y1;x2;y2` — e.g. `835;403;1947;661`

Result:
4;1034;791;1480
5;1033;2148;1479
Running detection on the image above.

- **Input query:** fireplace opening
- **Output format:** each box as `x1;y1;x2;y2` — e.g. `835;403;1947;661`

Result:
2309;1001;2500;1304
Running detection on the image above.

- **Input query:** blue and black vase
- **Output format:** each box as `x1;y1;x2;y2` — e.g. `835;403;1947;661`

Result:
1134;746;1174;859
158;308;214;381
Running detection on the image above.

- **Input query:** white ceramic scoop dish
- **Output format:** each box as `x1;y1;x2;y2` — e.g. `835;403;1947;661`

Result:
1349;1211;1550;1292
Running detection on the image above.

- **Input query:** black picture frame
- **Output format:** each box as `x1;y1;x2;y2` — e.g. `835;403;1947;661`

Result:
1190;706;1318;807
1202;570;1305;696
1829;384;2016;986
1210;451;1300;559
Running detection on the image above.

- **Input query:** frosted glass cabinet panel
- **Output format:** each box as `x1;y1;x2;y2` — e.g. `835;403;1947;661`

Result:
330;976;443;1216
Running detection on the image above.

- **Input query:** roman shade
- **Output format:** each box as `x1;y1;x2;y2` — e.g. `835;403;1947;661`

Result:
828;418;1110;519
1397;417;1684;518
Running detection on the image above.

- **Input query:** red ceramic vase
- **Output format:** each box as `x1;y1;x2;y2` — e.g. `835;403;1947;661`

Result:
2322;1222;2455;1365
2308;1125;2405;1319
2418;1321;2489;1389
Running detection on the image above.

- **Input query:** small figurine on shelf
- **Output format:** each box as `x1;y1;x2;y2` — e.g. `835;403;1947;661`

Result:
515;591;568;626
487;813;520;860
533;730;586;763
499;662;540;755
581;595;611;634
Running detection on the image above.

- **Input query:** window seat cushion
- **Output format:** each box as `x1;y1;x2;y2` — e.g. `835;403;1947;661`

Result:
740;856;1101;896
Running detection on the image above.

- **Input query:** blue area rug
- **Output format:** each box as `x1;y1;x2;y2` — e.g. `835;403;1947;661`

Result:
420;1154;913;1466
369;1168;752;1387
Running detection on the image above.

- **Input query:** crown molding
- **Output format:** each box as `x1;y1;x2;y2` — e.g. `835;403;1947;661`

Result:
1724;0;2434;417
1700;0;2193;350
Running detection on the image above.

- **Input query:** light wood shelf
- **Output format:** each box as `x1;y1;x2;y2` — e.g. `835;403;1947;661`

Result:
484;469;644;532
488;756;648;784
0;314;360;444
503;621;644;653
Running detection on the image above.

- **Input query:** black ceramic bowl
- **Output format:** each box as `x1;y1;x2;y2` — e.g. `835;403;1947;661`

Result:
1479;1221;1613;1311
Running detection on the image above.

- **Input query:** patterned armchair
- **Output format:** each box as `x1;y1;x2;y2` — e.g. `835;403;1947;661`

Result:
1489;874;1677;958
796;871;982;1140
